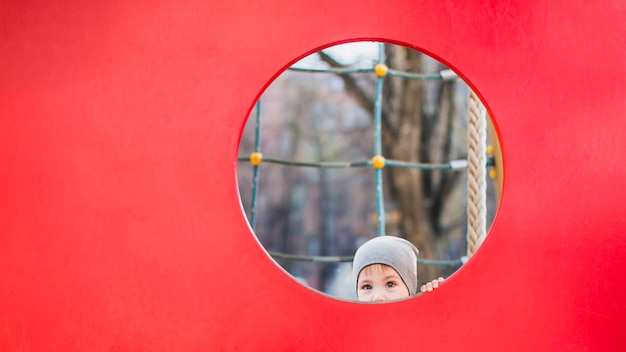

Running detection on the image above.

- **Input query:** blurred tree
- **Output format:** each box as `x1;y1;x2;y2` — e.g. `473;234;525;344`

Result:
319;44;476;280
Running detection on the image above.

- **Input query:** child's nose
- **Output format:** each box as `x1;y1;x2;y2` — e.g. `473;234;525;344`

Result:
371;289;387;302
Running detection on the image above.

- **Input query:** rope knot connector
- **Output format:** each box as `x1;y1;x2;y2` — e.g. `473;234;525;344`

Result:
374;64;388;77
372;155;386;169
250;152;263;166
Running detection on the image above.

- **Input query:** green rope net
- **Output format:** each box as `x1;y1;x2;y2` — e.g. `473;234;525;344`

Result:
239;43;487;267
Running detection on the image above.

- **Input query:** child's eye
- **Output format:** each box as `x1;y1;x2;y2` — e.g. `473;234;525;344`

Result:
386;281;397;288
361;284;372;290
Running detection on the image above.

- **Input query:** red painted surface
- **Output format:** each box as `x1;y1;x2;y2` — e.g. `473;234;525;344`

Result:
1;0;625;350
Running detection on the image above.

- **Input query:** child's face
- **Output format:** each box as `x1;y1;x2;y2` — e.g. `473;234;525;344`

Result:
356;264;410;302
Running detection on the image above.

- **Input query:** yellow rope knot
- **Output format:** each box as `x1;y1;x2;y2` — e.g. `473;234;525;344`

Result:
250;152;263;166
372;155;385;169
374;64;388;77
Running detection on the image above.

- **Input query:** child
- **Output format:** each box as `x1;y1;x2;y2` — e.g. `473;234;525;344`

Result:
352;235;443;302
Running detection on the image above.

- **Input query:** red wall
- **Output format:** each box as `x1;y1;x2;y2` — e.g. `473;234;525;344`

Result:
1;0;625;350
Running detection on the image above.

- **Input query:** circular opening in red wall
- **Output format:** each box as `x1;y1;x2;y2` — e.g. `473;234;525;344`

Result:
237;41;501;302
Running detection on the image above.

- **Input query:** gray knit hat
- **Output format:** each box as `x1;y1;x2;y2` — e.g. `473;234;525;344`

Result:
352;236;419;296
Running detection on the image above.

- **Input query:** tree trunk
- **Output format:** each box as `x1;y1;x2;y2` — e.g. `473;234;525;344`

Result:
382;45;437;280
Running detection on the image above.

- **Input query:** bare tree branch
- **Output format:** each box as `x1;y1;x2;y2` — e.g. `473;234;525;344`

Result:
317;51;394;132
318;51;373;109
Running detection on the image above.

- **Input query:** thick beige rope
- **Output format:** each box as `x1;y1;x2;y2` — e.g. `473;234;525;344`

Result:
467;90;487;257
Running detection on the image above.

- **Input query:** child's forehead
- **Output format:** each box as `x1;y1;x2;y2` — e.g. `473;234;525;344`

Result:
359;263;401;277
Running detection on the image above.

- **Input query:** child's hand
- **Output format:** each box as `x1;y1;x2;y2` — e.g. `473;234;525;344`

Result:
420;277;444;293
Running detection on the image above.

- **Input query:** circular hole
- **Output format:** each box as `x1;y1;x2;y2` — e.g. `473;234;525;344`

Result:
237;41;501;302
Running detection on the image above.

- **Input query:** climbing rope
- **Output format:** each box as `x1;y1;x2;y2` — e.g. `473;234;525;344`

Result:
268;251;464;267
373;45;386;236
249;100;262;230
236;156;468;170
289;65;458;81
466;90;487;257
